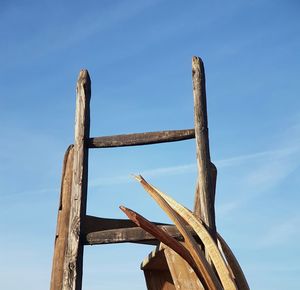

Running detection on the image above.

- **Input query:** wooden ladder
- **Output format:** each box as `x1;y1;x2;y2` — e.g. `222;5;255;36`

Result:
50;56;216;290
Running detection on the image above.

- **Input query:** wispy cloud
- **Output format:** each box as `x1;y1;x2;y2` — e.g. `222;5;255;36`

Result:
90;145;299;188
255;214;300;249
89;163;196;188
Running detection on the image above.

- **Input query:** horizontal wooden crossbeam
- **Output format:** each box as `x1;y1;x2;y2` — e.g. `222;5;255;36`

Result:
84;225;184;245
83;215;197;245
88;129;195;148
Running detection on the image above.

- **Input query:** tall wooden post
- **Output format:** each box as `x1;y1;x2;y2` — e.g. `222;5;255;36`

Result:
50;145;74;290
192;56;217;238
62;70;91;290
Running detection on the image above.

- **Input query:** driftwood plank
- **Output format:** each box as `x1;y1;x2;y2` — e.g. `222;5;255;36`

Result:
135;175;222;290
192;56;216;238
62;70;91;290
50;145;74;290
146;180;237;290
89;129;195;148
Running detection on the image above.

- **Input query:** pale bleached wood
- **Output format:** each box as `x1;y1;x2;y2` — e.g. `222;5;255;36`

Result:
192;56;216;238
143;179;237;290
217;235;250;290
164;247;204;290
135;175;222;290
89;129;195;148
62;70;91;290
50;145;74;290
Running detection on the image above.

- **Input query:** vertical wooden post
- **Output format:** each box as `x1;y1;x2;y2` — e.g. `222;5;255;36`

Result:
50;145;74;290
192;56;217;238
63;70;91;290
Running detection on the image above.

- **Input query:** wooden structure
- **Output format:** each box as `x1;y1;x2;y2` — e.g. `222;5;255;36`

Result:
50;56;249;289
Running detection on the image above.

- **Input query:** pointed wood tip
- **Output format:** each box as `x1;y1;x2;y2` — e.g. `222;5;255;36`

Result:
192;56;204;70
119;205;126;212
77;69;91;85
132;174;143;182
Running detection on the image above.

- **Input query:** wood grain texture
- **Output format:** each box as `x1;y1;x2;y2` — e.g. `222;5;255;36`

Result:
135;175;222;290
142;245;175;289
50;145;74;290
194;162;217;221
164;247;204;290
82;215;171;234
89;129;195;148
120;206;204;281
217;234;250;290
192;56;216;238
146;179;237;290
62;70;91;290
85;224;189;245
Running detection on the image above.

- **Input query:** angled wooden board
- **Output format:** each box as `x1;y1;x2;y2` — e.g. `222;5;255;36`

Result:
135;175;222;290
136;175;238;290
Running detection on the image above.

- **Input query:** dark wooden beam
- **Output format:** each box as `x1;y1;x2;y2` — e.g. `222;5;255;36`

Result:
83;215;138;234
84;224;198;246
88;129;195;148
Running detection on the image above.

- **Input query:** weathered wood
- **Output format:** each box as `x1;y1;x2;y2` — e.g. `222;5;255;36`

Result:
194;162;217;220
82;215;171;234
84;220;198;245
141;245;176;290
62;70;91;290
50;145;74;290
144;269;175;290
141;244;170;271
88;129;195;148
120;206;204;282
85;224;195;245
135;175;222;290
83;215;137;234
164;247;204;290
192;56;217;238
217;234;250;290
149;180;237;290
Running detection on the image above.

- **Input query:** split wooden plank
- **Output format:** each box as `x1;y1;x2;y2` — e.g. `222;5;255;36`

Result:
135;175;222;290
89;129;195;148
62;70;91;290
120;206;205;283
141;178;237;290
217;234;250;290
50;145;74;290
192;56;216;238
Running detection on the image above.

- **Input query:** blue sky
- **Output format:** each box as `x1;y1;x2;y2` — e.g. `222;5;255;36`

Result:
0;1;299;289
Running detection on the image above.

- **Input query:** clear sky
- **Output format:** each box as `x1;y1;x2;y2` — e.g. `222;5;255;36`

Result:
1;1;299;289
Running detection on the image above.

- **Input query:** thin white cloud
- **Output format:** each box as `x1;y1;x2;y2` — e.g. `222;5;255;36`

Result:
89;145;299;188
255;215;300;249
